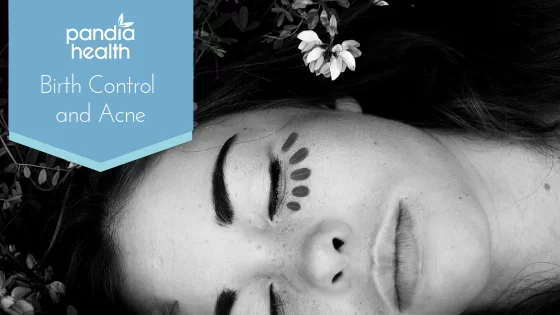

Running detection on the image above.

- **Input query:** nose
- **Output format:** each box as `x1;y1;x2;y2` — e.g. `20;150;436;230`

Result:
301;220;353;293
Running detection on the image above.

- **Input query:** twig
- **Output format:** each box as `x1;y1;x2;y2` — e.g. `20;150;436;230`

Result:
18;164;70;172
0;134;18;166
0;112;8;131
26;170;73;192
39;172;73;266
195;0;223;63
196;49;206;64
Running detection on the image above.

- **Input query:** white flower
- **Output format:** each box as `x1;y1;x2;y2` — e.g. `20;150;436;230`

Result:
297;30;364;81
372;0;389;6
329;40;362;80
297;30;323;53
0;271;34;315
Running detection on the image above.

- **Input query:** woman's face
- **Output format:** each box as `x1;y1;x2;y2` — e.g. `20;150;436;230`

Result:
116;106;492;315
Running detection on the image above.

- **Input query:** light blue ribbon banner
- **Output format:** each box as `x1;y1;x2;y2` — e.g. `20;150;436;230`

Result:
9;1;193;171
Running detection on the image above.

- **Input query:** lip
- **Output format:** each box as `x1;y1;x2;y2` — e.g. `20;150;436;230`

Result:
371;200;421;312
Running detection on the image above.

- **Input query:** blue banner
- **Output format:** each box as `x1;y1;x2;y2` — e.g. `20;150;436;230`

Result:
9;1;193;171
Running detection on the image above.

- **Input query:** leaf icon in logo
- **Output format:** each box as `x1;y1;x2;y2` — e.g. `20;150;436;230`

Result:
118;13;135;28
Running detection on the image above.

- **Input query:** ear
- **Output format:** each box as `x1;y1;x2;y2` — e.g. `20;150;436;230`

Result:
334;96;363;114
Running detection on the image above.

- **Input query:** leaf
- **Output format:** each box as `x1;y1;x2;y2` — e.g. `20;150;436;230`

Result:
0;182;7;194
276;13;285;27
120;22;134;28
14;181;22;195
245;22;260;31
230;12;241;30
25;148;39;165
285;11;294;22
26;253;37;269
283;24;298;31
3;163;16;174
238;6;249;31
210;13;230;29
23;166;30;178
2;201;9;210
320;9;329;27
52;170;60;186
46;154;57;167
118;13;124;26
271;8;285;13
336;0;350;8
307;15;320;29
38;169;47;185
279;30;291;38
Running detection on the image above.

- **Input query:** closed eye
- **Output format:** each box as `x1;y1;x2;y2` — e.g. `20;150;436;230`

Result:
268;156;282;221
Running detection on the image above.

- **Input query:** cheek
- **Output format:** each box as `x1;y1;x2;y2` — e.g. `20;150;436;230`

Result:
407;187;491;312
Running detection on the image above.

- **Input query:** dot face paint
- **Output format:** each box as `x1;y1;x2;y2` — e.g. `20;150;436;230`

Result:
290;168;311;181
287;202;301;211
292;186;310;197
289;148;308;165
281;132;298;152
281;132;311;213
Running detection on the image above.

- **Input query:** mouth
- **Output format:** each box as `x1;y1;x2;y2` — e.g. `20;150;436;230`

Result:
371;200;421;312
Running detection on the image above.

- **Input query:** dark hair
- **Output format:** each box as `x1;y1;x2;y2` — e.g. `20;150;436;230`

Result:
55;0;560;314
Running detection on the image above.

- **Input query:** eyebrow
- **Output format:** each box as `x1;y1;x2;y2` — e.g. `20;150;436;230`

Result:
212;134;238;226
214;289;238;315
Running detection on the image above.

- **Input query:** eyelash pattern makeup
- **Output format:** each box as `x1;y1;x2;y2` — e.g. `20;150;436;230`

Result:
280;132;311;212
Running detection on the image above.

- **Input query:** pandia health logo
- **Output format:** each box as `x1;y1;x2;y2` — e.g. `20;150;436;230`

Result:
66;14;135;60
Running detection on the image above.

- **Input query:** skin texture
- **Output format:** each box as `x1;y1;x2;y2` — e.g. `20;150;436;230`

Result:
116;103;560;315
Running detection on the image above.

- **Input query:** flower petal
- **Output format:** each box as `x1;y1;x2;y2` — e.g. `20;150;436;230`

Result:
329;15;337;28
330;56;343;80
331;44;343;54
14;300;34;314
298;41;307;50
341;61;347;73
342;40;360;49
339;50;356;71
1;296;15;309
301;41;316;52
309;60;316;73
347;47;362;58
11;287;31;300
314;55;324;71
48;281;65;295
320;62;331;74
302;52;310;65
306;47;324;63
297;30;321;43
2;308;20;315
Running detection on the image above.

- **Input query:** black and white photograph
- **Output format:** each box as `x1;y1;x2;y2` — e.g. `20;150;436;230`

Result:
1;0;560;314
